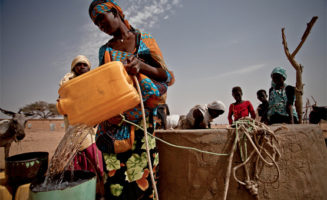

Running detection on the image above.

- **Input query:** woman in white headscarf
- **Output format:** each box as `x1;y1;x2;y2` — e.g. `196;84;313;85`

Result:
176;100;226;129
58;55;104;178
59;55;91;86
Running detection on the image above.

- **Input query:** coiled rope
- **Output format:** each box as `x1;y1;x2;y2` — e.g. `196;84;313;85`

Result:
223;118;281;200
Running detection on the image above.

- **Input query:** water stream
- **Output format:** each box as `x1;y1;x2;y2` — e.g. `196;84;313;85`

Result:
33;124;94;191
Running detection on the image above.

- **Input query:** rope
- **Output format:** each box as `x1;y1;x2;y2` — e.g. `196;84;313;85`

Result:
223;118;281;200
223;123;239;200
133;76;159;200
121;118;229;157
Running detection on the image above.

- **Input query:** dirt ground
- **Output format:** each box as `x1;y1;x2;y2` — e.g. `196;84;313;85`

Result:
0;129;65;169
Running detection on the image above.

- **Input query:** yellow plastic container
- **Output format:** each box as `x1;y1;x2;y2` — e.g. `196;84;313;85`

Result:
0;171;6;185
0;172;12;200
57;61;140;126
15;183;30;200
0;185;12;200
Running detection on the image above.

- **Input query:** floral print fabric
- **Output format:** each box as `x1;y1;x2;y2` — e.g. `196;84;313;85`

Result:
102;127;159;199
267;85;298;120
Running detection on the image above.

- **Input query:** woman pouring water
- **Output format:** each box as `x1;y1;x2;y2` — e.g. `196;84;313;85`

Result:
88;0;174;199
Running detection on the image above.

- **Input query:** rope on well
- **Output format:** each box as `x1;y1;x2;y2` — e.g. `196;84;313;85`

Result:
223;117;281;200
121;118;229;157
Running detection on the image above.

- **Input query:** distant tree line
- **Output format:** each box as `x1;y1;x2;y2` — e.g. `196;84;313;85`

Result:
20;101;60;119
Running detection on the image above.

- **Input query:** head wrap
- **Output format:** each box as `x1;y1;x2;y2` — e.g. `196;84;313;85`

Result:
71;55;91;72
89;0;131;30
207;101;226;112
271;67;287;80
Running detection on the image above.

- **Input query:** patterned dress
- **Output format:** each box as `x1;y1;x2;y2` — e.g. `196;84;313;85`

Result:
95;30;173;199
267;84;298;124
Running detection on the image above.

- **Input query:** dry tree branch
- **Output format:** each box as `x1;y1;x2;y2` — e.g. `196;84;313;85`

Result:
281;28;300;71
281;16;318;123
292;16;318;58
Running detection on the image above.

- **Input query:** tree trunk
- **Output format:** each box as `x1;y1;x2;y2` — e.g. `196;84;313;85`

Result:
281;16;318;123
295;65;304;123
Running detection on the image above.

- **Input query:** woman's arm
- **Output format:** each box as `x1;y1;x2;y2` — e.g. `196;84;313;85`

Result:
287;104;294;124
285;86;296;124
228;104;233;125
193;108;205;129
248;101;256;119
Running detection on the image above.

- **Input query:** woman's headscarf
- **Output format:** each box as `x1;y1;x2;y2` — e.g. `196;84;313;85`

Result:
271;67;287;88
60;55;91;86
271;67;287;80
207;100;226;112
89;0;131;30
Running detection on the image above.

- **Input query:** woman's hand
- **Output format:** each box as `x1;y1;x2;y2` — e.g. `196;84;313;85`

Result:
124;55;168;82
124;56;142;75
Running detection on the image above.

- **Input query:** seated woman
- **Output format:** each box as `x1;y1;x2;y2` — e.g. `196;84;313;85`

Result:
267;67;298;124
228;86;256;125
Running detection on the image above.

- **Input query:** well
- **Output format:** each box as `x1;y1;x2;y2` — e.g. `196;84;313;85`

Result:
156;124;327;200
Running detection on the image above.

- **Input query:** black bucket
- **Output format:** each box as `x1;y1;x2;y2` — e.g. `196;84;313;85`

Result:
5;152;49;187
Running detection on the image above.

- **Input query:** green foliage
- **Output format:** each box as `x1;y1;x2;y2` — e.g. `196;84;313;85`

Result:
20;101;60;119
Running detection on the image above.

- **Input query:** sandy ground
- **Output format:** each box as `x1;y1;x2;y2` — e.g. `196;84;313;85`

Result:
0;129;65;169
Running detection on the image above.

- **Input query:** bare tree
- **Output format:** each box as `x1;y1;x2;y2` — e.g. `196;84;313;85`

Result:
281;16;318;123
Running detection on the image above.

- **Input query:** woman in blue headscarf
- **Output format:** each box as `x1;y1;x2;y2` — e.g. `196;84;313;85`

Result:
267;67;298;124
88;0;174;199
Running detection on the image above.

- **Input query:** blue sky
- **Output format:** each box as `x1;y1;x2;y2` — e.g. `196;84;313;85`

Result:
1;0;326;124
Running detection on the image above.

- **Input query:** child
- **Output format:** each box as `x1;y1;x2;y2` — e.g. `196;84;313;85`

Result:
228;86;256;124
156;103;170;129
267;67;298;124
256;89;269;124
